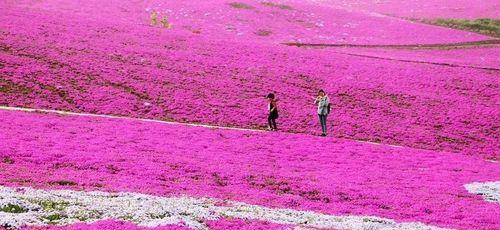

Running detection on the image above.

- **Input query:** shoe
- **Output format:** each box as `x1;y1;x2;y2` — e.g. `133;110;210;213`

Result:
321;133;326;137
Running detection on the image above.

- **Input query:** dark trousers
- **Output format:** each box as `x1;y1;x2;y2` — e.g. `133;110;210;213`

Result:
319;114;327;134
268;115;277;130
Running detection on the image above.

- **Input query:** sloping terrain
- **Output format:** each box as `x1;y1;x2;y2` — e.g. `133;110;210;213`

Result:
1;1;498;158
1;1;499;229
0;109;499;229
312;0;499;19
2;0;491;44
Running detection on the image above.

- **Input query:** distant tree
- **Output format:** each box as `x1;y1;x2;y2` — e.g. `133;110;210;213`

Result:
160;16;172;29
150;11;158;26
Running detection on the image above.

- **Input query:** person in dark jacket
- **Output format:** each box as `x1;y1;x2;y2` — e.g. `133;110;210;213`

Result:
266;93;279;131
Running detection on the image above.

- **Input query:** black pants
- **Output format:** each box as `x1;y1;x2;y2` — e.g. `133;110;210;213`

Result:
268;115;277;130
319;114;327;134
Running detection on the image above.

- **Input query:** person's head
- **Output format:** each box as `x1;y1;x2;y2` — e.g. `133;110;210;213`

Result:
318;89;325;97
266;93;275;101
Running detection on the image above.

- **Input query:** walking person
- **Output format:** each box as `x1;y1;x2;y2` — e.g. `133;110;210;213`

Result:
314;89;330;136
266;93;279;131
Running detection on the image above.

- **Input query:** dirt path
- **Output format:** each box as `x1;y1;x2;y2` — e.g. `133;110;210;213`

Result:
283;39;500;49
0;105;405;149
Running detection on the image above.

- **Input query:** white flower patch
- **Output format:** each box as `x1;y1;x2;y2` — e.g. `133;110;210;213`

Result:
0;186;449;230
464;181;500;203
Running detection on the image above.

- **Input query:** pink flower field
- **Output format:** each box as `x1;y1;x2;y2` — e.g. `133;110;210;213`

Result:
330;47;500;70
0;0;499;229
1;0;499;158
0;109;499;229
314;0;500;19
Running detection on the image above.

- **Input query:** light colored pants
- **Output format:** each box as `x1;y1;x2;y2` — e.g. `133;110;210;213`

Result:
319;114;327;134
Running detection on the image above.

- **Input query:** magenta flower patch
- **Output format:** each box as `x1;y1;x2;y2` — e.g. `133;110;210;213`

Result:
0;110;498;229
0;1;498;158
0;1;498;229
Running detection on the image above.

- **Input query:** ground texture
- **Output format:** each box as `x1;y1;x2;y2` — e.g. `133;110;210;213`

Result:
0;0;499;229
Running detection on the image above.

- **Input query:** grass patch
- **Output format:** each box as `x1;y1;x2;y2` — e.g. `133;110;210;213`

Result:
228;2;255;10
74;210;102;221
43;213;67;224
420;18;499;37
261;2;293;10
49;180;77;186
212;173;229;186
0;204;28;213
149;212;172;219
255;29;273;36
107;81;151;100
7;178;33;184
437;135;466;144
119;214;135;220
38;200;70;211
0;79;33;95
2;156;15;164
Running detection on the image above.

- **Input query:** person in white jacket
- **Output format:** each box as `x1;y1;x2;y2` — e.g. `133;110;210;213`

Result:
314;89;330;136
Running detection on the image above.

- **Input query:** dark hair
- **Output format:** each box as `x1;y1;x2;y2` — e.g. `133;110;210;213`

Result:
318;89;325;95
266;93;275;99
